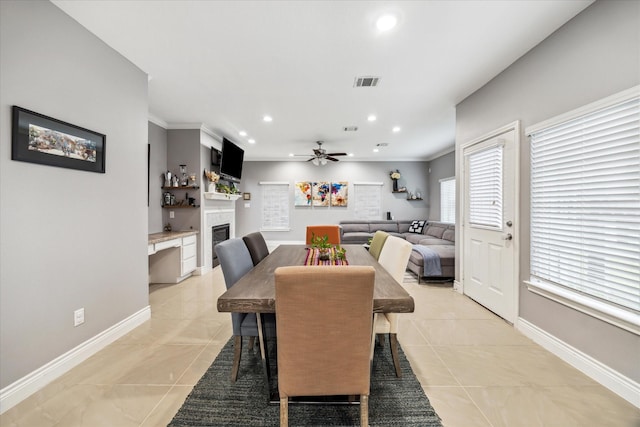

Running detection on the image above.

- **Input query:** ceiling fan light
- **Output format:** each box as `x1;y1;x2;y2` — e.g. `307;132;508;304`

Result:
320;158;328;165
312;158;320;166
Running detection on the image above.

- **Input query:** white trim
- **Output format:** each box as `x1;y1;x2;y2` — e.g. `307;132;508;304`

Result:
259;181;289;185
439;176;455;183
525;280;640;335
453;280;463;294
353;181;383;186
147;113;168;128
425;145;456;162
526;85;640;135
0;306;151;414
517;318;640;409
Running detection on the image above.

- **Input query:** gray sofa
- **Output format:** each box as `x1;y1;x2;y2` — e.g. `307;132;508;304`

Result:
339;220;455;281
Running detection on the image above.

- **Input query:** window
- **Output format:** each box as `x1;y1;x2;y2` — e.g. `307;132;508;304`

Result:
526;87;639;333
468;144;503;228
440;177;456;223
260;182;290;231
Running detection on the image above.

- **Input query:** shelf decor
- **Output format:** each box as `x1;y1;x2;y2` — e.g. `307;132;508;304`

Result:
390;169;401;192
12;106;106;173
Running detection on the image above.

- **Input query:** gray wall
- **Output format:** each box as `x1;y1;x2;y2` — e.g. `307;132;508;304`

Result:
427;150;455;221
148;122;167;233
455;0;639;381
0;0;149;388
236;161;430;241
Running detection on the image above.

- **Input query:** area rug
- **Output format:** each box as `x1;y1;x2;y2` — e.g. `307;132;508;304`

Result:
168;337;442;426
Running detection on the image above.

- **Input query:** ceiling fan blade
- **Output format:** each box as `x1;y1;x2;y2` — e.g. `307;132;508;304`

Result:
326;152;347;156
306;157;315;162
326;156;340;162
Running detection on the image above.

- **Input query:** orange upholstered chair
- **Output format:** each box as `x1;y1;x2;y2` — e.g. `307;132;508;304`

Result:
305;225;341;245
275;266;375;426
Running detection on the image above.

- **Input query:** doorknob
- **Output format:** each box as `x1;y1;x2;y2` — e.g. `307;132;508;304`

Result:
502;233;513;241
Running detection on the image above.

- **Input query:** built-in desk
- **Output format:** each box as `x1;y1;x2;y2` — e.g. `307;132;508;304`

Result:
148;231;198;283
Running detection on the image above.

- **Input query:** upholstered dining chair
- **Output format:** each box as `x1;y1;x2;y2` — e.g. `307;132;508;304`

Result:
368;230;389;260
242;231;270;266
374;235;413;377
305;225;341;245
275;266;375;427
216;238;276;382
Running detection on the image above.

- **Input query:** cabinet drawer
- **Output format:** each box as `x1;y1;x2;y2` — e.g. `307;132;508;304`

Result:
182;235;197;246
182;242;197;260
154;238;181;252
182;257;197;275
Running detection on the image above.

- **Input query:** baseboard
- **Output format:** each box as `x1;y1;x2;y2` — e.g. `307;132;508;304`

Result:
517;317;640;409
453;280;463;294
0;306;151;414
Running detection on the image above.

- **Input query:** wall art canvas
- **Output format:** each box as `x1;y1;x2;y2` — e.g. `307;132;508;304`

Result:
331;182;348;207
294;181;312;206
312;181;331;207
12;106;106;173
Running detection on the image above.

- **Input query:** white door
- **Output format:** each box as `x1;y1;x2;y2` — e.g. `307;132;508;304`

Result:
462;122;519;323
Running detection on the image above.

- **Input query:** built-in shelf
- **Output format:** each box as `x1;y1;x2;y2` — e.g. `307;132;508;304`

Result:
392;190;407;193
407;198;423;201
204;192;242;201
162;185;200;190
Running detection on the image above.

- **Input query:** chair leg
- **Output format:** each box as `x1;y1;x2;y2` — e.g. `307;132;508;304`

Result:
360;394;368;426
248;336;255;350
377;333;385;348
280;397;288;427
389;333;402;378
231;335;242;382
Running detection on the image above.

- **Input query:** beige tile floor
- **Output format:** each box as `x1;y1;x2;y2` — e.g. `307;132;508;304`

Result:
1;267;638;426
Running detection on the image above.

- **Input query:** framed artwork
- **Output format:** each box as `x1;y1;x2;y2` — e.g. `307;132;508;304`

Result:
331;182;348;206
312;181;331;207
243;192;251;200
294;181;312;206
12;106;106;173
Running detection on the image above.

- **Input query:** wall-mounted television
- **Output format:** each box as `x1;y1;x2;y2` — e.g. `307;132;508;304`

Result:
219;137;244;182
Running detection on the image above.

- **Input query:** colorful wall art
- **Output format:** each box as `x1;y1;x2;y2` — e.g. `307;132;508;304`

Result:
294;181;312;206
331;182;348;206
312;181;331;206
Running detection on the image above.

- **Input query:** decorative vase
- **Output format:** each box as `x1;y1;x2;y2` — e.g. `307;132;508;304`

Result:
392;179;398;192
208;182;216;192
318;248;331;261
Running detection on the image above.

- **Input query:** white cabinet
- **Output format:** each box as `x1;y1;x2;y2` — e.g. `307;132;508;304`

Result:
181;235;197;277
148;232;198;283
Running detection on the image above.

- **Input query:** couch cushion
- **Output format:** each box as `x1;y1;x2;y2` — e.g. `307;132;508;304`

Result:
404;233;427;244
442;229;455;242
408;220;426;234
341;223;370;233
409;245;455;267
368;221;399;233
341;232;372;243
425;225;446;239
398;220;413;233
417;237;452;246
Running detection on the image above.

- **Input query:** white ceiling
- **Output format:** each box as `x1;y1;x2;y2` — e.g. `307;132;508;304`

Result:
52;0;592;161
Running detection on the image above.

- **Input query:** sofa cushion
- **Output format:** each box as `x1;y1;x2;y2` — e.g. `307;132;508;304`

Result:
417;237;452;246
398;220;413;233
341;232;372;243
425;225;446;239
368;221;399;233
341;223;370;233
442;229;455;242
409;245;455;268
408;220;426;234
404;233;427;244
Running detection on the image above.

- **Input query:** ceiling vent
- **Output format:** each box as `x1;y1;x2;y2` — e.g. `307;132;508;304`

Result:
376;143;389;147
343;126;359;132
354;76;380;87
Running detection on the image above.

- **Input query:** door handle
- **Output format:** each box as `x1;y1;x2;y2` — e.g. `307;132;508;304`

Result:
502;233;513;241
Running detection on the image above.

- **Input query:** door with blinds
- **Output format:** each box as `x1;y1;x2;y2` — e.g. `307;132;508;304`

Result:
462;123;519;322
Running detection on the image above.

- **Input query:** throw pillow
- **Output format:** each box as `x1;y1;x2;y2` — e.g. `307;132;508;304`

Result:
408;220;426;234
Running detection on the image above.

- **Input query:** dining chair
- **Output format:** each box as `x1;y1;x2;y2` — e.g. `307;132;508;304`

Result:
368;230;389;260
375;235;413;377
305;225;341;245
275;265;375;427
216;238;276;382
242;231;270;266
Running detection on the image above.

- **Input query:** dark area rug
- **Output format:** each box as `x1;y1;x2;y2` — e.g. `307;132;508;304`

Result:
168;337;442;426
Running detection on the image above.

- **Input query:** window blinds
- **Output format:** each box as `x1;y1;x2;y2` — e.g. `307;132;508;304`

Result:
529;96;640;312
260;182;290;231
440;177;456;224
468;145;503;228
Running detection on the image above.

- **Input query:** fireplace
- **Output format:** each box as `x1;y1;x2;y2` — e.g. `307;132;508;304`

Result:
211;223;230;267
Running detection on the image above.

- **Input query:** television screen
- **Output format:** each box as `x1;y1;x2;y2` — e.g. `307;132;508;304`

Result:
220;137;244;182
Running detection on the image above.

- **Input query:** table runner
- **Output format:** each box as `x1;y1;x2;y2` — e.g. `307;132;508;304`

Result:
304;247;349;266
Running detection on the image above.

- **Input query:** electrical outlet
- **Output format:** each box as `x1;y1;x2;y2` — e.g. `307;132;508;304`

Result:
169;211;175;219
74;308;85;326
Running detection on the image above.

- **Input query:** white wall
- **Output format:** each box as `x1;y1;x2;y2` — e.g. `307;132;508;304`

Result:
456;0;639;382
0;0;149;390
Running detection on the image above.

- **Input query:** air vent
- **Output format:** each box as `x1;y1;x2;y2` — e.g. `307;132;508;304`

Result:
343;126;359;132
376;143;389;147
354;76;380;87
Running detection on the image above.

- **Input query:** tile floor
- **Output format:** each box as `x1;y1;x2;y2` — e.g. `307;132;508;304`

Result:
1;267;638;426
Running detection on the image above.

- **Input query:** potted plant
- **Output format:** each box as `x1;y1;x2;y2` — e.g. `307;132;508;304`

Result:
310;233;333;260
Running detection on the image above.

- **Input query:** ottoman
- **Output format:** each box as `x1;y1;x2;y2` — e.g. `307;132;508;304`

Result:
407;244;455;283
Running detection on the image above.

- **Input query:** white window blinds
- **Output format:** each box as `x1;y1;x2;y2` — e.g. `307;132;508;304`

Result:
440;177;456;224
468;145;503;228
353;182;382;220
260;182;290;231
529;94;640;313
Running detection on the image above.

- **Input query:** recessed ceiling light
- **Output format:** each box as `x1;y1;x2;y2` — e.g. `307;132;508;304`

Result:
289;153;294;157
248;139;256;144
376;14;397;32
263;115;273;122
348;153;354;157
239;130;247;137
392;126;401;133
367;115;377;122
373;148;379;153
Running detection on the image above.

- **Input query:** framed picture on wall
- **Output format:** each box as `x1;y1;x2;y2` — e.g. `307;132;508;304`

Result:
12;106;106;173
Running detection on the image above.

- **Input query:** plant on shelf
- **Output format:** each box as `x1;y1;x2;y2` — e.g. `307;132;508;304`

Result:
215;183;240;195
310;233;333;261
204;169;220;192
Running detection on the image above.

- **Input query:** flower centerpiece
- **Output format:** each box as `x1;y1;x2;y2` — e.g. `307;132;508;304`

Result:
204;169;219;192
390;169;401;191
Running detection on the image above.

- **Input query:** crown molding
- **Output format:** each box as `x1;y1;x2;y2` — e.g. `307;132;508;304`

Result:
147;113;168;128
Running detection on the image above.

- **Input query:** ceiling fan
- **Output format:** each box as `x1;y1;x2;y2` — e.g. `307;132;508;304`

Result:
296;141;347;166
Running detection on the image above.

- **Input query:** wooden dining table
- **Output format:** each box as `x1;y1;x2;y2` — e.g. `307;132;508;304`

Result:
216;244;415;402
